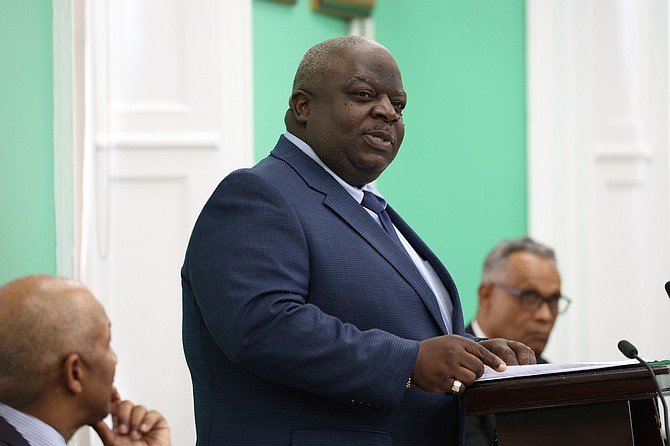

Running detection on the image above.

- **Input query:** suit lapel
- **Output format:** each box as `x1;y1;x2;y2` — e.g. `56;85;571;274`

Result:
324;190;449;333
271;136;450;334
0;416;30;446
389;206;465;335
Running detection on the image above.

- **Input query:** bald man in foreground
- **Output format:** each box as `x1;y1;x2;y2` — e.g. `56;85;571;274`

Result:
0;275;171;446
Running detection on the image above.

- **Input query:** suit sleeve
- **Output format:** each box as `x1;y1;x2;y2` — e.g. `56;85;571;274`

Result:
184;170;419;412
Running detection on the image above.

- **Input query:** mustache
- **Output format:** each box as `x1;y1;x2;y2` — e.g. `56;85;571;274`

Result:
363;125;396;144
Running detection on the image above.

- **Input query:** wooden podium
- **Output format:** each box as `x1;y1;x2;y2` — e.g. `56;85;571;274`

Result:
464;364;670;446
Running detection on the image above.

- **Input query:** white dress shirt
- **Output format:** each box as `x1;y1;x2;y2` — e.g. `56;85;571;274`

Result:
471;319;488;338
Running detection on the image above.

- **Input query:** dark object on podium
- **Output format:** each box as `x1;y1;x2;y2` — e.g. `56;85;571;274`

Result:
464;363;670;446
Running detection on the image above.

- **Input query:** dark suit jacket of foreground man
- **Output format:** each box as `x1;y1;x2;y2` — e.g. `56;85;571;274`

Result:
182;136;475;445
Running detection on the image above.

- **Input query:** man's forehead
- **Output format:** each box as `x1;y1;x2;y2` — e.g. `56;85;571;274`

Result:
508;251;555;268
345;74;405;91
331;42;395;65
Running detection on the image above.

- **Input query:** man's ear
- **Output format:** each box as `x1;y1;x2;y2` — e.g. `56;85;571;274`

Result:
289;90;312;124
478;282;494;311
62;353;84;395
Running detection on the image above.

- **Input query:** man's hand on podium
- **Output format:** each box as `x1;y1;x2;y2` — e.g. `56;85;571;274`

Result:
410;335;536;394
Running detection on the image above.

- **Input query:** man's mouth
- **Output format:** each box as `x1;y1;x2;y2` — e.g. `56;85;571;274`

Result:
364;130;394;145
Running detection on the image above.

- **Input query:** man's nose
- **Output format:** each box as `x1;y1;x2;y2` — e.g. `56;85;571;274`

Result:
372;95;401;122
534;300;556;321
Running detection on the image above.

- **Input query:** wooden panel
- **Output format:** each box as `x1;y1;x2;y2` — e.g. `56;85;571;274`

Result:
465;365;669;416
464;365;668;446
311;0;374;18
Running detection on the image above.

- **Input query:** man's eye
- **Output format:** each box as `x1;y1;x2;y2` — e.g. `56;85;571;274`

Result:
521;292;542;301
393;102;405;110
356;91;372;98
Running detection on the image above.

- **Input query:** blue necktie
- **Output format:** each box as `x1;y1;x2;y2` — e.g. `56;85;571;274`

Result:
361;191;404;248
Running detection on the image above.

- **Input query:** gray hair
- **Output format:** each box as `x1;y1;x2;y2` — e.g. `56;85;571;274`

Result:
291;36;386;97
482;236;556;280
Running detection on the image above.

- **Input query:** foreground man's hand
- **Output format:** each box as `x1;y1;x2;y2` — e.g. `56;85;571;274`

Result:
478;338;536;368
411;335;536;393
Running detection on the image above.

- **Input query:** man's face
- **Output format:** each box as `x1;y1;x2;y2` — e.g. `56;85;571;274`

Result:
479;252;561;356
298;43;406;187
81;305;117;423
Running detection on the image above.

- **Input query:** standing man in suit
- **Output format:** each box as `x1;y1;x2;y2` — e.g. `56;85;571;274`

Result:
465;236;570;446
181;36;535;446
0;275;171;446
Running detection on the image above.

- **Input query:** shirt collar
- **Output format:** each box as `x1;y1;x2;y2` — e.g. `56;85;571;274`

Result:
283;132;382;204
471;319;488;338
0;402;68;446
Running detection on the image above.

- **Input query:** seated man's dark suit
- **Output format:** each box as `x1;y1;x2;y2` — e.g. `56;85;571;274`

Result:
0;416;30;446
182;136;476;445
464;323;548;446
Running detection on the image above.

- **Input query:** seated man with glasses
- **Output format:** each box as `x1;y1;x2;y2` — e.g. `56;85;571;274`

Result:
465;236;570;446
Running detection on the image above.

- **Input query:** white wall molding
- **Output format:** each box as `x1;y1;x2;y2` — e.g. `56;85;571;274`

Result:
94;133;221;150
53;0;77;279
80;1;253;444
527;0;670;363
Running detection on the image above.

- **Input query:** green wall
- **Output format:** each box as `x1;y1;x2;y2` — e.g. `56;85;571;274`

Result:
252;0;349;160
0;0;57;284
252;0;527;322
375;1;527;321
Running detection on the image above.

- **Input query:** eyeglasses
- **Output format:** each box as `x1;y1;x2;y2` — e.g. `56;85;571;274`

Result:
490;283;571;315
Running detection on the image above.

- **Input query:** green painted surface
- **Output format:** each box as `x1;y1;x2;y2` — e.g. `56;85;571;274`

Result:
0;0;57;284
252;0;349;160
374;1;527;321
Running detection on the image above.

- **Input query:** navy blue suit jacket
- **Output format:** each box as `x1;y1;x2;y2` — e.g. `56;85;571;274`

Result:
0;416;29;446
182;136;473;445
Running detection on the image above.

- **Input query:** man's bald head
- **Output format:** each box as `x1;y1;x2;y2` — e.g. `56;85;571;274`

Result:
0;275;104;408
291;36;389;100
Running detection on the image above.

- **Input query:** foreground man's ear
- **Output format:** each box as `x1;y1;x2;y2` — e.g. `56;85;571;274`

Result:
63;353;84;395
289;90;312;124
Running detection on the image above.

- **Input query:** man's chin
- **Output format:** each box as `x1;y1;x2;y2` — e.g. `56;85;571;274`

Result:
95;403;114;423
86;411;111;429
